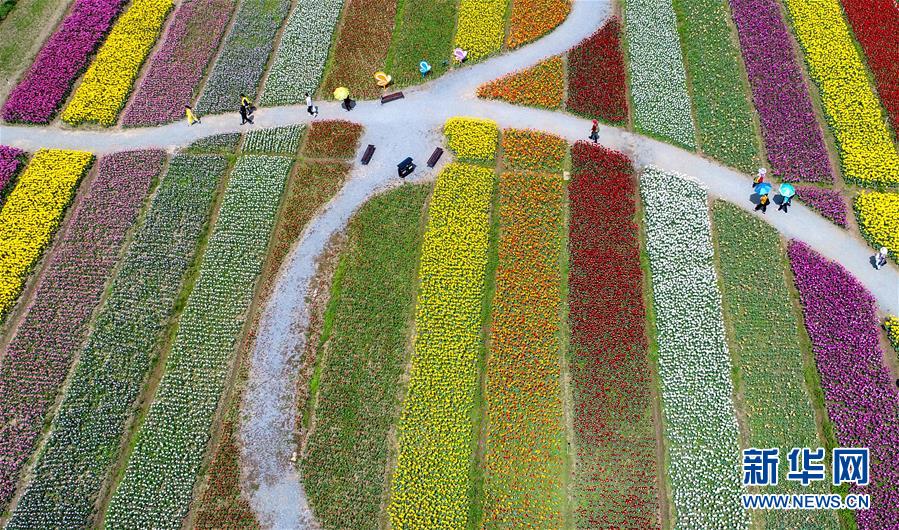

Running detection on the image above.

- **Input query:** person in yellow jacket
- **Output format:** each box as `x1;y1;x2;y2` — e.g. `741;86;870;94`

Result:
185;105;199;125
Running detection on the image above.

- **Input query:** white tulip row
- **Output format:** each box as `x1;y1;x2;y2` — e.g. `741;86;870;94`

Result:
640;167;749;529
104;155;292;529
7;155;227;530
624;0;696;148
261;0;345;106
242;124;305;155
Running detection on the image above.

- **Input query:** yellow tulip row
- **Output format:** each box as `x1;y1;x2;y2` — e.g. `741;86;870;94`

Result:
0;149;93;319
782;0;899;185
62;0;173;126
444;116;499;163
389;162;494;529
854;191;898;261
455;0;508;61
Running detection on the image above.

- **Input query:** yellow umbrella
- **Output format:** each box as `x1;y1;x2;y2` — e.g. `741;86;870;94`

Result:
333;87;349;100
374;71;392;88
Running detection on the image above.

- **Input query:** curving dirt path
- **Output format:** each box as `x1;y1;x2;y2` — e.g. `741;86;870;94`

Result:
1;0;896;526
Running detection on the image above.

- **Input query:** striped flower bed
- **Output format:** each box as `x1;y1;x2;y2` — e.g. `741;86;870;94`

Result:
838;0;899;133
122;0;235;126
640;167;748;529
105;155;290;528
673;0;759;172
1;0;128;123
62;0;174;126
788;242;899;529
566;20;627;124
728;0;832;182
794;186;847;227
388;163;493;528
0;150;158;509
7;154;222;529
624;0;695;148
454;0;507;61
782;0;899;185
854;192;899;261
0;149;92;320
483;170;565;527
259;0;344;106
569;143;661;528
196;0;291;113
506;0;570;49
477;57;565;109
0;145;24;198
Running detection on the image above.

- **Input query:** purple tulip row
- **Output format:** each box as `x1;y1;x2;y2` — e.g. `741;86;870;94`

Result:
794;186;848;227
0;150;162;508
728;0;832;182
122;0;235;126
0;146;24;194
788;241;899;530
1;0;128;124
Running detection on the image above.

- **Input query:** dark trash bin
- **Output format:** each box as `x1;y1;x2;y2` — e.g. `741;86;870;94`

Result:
398;157;415;178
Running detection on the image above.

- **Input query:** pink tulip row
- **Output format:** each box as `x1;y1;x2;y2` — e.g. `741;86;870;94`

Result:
0;150;162;508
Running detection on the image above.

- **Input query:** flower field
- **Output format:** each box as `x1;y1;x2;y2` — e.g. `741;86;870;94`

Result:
320;0;397;100
0;145;24;198
385;0;457;86
568;142;660;528
672;0;759;172
7;154;224;529
243;124;305;155
566;20;627;124
388;162;493;528
854;192;899;261
794;186;848;227
640;167;748;529
195;0;290;113
259;0;344;106
728;0;832;182
482;170;565;527
61;0;173;126
624;0;696;148
122;0;235;126
454;0;507;61
788;242;899;529
477;57;565;110
185;133;243;154
303;184;430;530
501;129;566;171
886;316;899;351
838;0;899;133
105;155;290;528
1;0;127;123
506;0;570;49
712;201;836;529
782;0;899;185
0;150;157;510
444;117;500;163
0;149;91;320
302;120;363;159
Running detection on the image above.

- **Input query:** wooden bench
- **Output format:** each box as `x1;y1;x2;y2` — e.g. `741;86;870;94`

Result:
381;91;404;104
426;147;443;168
361;144;375;165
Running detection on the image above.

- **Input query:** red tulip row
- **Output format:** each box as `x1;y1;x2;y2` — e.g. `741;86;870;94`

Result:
568;141;661;528
838;0;899;134
566;19;628;124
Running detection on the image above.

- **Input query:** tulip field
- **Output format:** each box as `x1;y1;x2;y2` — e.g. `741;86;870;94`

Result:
2;0;899;527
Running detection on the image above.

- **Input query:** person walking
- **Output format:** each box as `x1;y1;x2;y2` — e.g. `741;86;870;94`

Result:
240;93;252;109
185;105;199;125
342;96;355;111
755;193;770;213
589;120;599;143
305;92;318;117
753;168;766;188
875;247;889;269
239;103;253;124
778;194;792;213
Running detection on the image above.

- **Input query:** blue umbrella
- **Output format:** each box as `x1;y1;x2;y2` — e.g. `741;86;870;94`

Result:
419;61;432;77
779;183;796;198
754;182;772;195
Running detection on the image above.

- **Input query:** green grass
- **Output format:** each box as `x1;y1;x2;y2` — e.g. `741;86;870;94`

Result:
0;0;18;21
672;0;761;172
712;201;838;529
0;0;69;89
385;0;458;87
300;183;431;530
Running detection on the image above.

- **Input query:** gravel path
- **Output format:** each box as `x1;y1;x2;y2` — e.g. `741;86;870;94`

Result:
0;0;896;526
